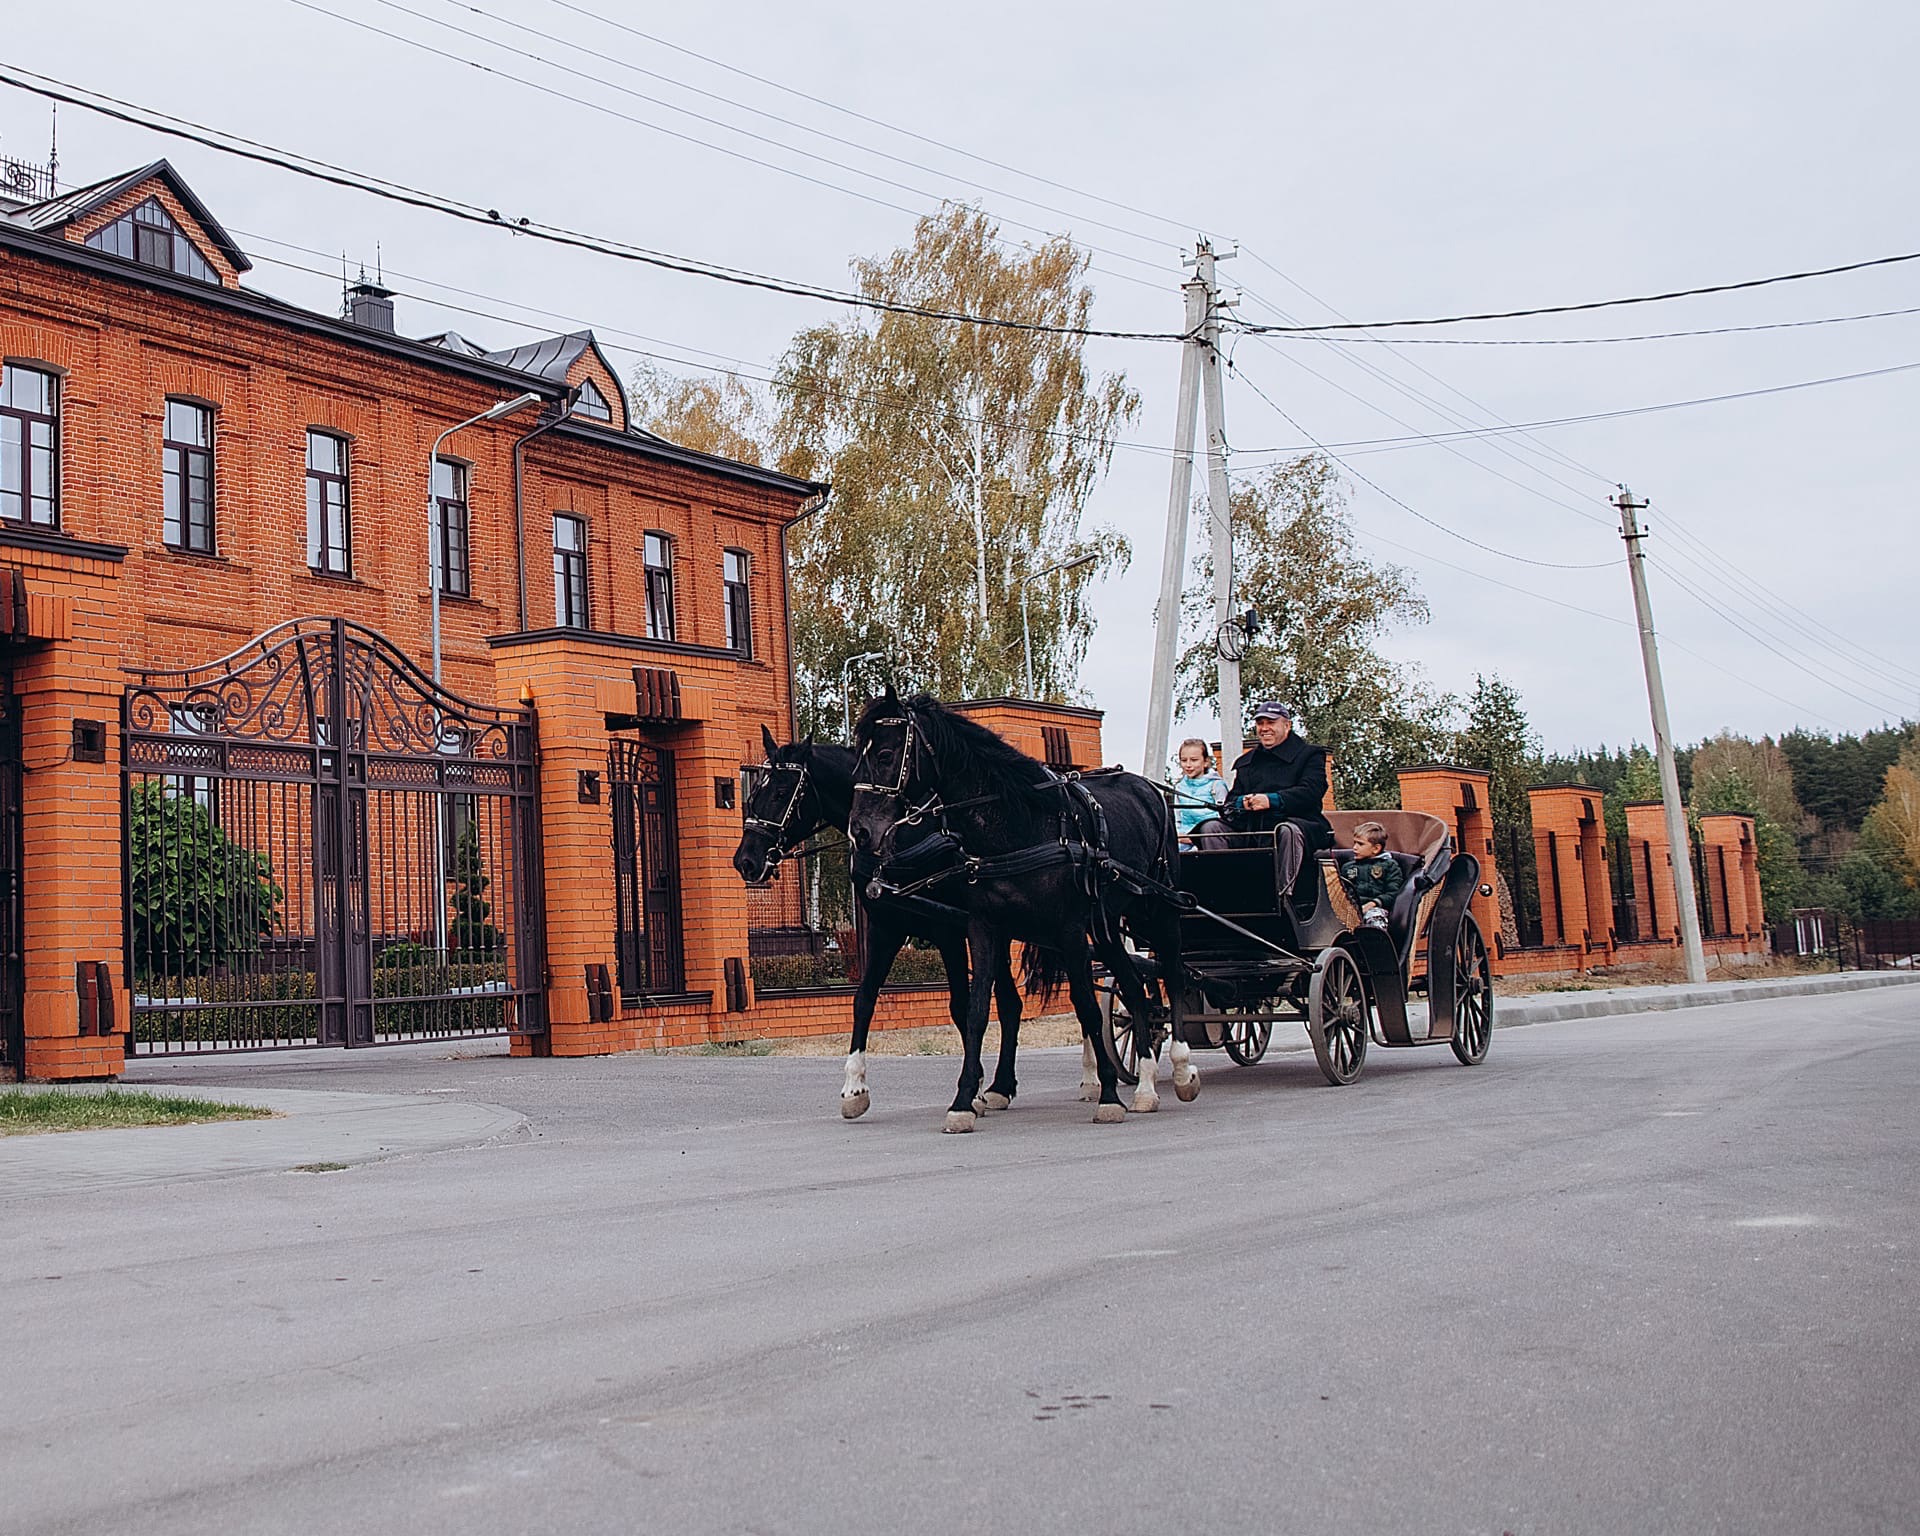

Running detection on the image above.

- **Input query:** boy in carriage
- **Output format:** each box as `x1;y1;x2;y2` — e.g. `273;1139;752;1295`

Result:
1340;819;1407;932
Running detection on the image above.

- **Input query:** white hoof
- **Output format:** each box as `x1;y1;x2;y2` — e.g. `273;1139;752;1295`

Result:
1092;1102;1127;1124
1174;1070;1200;1103
944;1110;977;1134
1078;1082;1100;1102
982;1091;1011;1111
1132;1087;1159;1113
840;1090;871;1120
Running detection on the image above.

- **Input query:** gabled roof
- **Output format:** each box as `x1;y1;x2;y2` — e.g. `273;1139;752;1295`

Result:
5;158;252;274
480;329;595;383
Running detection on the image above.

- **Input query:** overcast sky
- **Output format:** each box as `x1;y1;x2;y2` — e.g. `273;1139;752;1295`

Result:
11;0;1918;768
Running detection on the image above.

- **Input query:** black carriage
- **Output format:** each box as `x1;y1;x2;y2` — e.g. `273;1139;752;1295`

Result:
1102;810;1493;1086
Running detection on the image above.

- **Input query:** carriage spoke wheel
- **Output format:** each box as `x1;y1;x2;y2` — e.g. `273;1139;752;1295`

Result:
1450;917;1494;1066
1223;1010;1272;1066
1307;949;1371;1086
1097;983;1140;1087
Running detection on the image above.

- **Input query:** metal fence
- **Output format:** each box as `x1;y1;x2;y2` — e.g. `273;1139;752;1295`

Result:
745;839;949;992
1494;820;1544;951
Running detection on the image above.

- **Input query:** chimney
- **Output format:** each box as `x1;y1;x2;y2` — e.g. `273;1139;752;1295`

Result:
344;273;396;334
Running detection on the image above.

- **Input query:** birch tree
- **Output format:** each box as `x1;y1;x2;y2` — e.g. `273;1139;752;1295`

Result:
772;205;1136;736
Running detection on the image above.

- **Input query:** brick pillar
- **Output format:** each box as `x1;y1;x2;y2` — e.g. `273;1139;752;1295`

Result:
1741;823;1764;937
1698;814;1753;940
1625;801;1678;945
1398;765;1498;960
1527;786;1591;957
15;574;128;1080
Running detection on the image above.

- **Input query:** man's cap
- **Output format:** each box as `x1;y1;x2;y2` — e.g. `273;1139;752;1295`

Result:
1251;700;1294;721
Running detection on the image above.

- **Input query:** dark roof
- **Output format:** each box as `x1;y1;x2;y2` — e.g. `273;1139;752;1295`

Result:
5;159;252;273
481;330;593;382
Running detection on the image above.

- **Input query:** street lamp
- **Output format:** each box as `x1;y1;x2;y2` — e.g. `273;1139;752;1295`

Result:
429;391;542;685
842;650;885;741
1017;553;1096;699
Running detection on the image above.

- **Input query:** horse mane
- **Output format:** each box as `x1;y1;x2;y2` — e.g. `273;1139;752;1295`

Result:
896;694;1053;809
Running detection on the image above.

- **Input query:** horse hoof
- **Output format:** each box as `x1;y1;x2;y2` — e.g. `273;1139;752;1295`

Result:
982;1091;1012;1111
1174;1073;1200;1103
841;1090;871;1120
944;1110;977;1134
1092;1103;1127;1124
1132;1090;1159;1114
1078;1084;1100;1102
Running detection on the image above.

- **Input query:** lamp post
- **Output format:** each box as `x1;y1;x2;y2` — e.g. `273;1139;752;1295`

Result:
1017;552;1095;699
842;650;885;741
428;391;542;686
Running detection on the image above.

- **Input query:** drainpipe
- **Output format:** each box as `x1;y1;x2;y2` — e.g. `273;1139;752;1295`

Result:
779;490;829;740
511;392;576;633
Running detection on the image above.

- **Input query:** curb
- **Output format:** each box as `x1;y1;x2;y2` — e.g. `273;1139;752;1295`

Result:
1490;968;1920;1027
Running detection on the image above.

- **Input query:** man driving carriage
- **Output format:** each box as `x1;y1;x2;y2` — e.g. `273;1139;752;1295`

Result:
1189;700;1332;896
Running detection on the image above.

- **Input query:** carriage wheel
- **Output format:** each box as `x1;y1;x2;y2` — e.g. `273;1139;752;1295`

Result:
1307;949;1370;1086
1097;983;1141;1087
1449;917;1494;1066
1223;1010;1272;1066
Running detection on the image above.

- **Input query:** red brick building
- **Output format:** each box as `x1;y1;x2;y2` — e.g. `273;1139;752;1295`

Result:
0;154;851;1078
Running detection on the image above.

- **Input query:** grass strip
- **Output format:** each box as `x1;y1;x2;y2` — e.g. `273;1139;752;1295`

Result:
0;1089;276;1136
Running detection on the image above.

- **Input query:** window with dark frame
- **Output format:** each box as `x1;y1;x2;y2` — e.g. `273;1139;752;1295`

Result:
432;457;470;598
643;531;674;641
305;430;351;576
574;378;612;422
553;514;589;629
722;548;752;655
84;197;219;284
162;398;215;553
0;363;59;528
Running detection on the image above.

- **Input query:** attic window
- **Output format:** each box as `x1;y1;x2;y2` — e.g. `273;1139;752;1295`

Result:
573;378;613;422
84;197;218;284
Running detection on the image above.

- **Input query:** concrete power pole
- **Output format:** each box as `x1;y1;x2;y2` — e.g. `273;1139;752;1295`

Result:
1141;263;1209;778
1143;241;1238;775
1616;487;1709;983
1196;243;1241;760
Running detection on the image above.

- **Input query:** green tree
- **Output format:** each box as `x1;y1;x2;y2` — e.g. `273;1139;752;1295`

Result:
1174;454;1456;806
447;819;501;960
773;204;1136;733
127;781;283;982
1688;732;1811;921
1456;674;1540;831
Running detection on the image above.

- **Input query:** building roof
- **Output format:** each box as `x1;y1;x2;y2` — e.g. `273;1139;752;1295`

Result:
5;158;252;274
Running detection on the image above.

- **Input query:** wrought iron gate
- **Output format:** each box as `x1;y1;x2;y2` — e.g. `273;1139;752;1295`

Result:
123;618;545;1053
610;738;684;1000
0;678;21;1078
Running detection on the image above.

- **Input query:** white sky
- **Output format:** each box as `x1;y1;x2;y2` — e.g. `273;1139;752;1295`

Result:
13;0;1919;768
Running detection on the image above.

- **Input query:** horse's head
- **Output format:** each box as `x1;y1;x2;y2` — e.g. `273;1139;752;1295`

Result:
848;684;924;867
732;724;819;885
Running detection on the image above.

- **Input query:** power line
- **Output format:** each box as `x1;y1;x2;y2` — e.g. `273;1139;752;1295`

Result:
1275;303;1920;346
1230;356;1920;457
539;0;1203;241
1227;357;1615;570
284;0;1178;292
0;64;1192;342
1231;248;1920;334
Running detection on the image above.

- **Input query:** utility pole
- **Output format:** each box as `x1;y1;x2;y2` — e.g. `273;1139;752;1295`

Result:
1142;245;1221;777
1196;243;1241;760
1616;488;1708;983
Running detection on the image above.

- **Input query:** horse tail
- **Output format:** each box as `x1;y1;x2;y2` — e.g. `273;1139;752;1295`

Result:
1020;942;1070;1004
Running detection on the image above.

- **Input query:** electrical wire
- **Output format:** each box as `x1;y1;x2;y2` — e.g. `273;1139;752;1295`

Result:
0;64;1192;342
1273;303;1920;345
1231;248;1920;334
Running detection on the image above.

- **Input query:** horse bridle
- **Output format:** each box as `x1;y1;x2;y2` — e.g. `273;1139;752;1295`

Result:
741;757;818;872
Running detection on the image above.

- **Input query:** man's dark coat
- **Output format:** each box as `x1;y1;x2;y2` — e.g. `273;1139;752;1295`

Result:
1226;733;1334;850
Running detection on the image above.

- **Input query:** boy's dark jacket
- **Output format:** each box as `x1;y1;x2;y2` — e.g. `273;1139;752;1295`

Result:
1340;851;1407;908
1226;734;1333;848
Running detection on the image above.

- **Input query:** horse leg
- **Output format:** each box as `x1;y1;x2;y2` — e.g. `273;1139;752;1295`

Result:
1080;1036;1102;1102
1064;936;1126;1124
936;932;971;1040
984;938;1021;1110
1157;907;1200;1103
945;921;999;1133
1100;936;1161;1115
842;918;907;1120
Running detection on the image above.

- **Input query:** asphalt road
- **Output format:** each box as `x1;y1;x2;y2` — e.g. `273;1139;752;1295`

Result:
6;990;1918;1535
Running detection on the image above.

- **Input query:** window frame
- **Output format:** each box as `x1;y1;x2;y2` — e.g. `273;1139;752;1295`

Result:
162;397;216;554
432;456;471;599
553;513;589;630
0;361;60;529
722;547;753;657
642;530;675;642
305;429;352;577
573;378;612;422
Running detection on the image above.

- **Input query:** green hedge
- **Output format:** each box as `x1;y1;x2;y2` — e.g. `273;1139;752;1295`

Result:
134;958;513;1044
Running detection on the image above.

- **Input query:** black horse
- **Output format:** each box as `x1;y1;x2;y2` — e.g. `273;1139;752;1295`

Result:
732;726;1051;1119
847;689;1194;1132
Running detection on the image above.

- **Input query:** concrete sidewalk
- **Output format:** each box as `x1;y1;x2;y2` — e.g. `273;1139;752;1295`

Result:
1486;966;1920;1025
0;1084;525;1201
